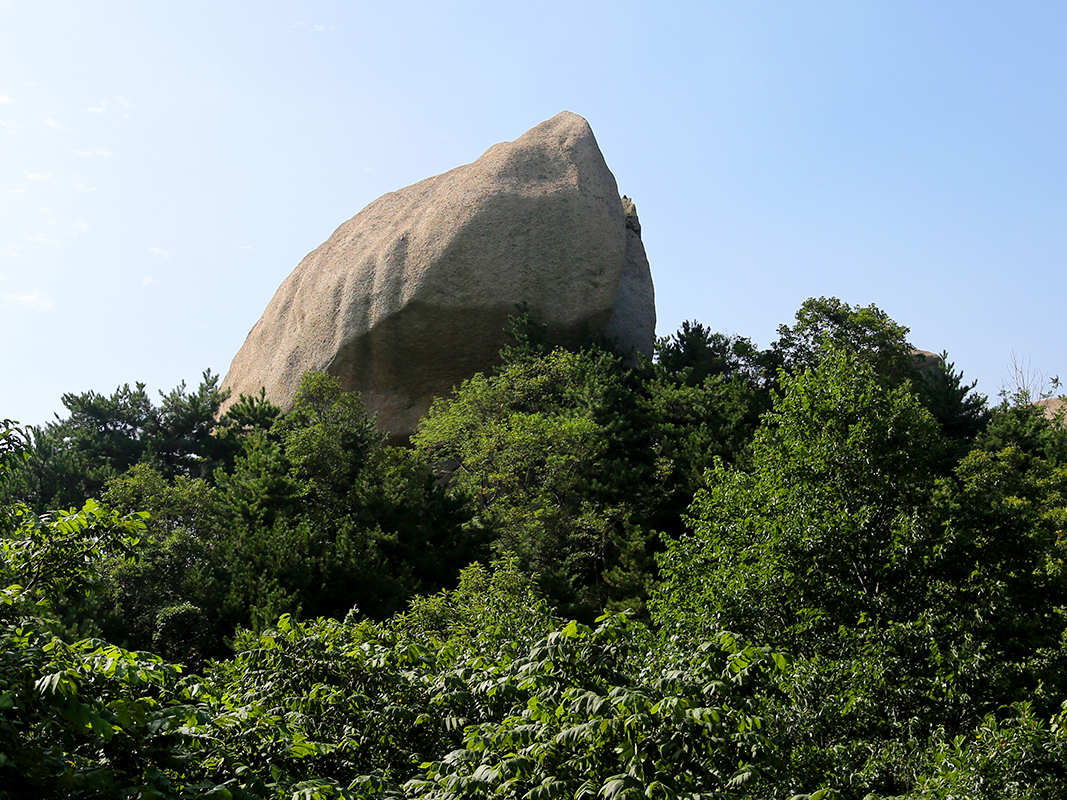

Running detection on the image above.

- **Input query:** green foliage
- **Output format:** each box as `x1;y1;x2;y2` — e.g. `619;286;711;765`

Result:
910;703;1067;799
414;347;662;618
978;392;1067;466
190;610;790;799
392;557;558;663
627;333;771;558
654;349;942;647
104;461;229;539
214;388;284;441
915;352;990;465
413;324;776;620
924;446;1067;717
1;499;147;619
499;302;551;364
7;298;1067;797
639;368;762;485
0;619;209;799
92;464;230;662
87;372;480;658
655;320;765;388
403;617;787;800
1;372;232;512
0;420;29;535
214;428;301;529
769;299;991;453
654;346;1067;796
273;372;383;513
769;296;918;387
0;458;219;797
2;547;792;799
0;420;29;478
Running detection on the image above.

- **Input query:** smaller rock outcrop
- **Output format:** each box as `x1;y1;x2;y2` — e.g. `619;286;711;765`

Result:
1036;396;1066;423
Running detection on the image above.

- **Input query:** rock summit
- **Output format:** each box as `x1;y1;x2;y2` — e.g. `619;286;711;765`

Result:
221;111;655;438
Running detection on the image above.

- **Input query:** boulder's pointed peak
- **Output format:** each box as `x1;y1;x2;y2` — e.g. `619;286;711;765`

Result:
542;109;592;131
475;111;603;173
516;110;596;145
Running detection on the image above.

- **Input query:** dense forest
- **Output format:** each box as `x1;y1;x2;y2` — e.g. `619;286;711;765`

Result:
2;297;1066;799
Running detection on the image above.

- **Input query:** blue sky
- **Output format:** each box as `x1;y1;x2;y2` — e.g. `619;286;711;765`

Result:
2;1;1064;426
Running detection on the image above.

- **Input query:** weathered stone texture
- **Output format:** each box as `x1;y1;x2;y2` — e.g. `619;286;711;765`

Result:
221;111;655;438
605;196;655;364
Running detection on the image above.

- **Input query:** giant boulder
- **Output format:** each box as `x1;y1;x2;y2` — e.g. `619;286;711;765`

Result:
221;111;655;438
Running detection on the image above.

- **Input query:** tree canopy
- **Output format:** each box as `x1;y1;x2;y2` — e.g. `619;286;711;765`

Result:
1;297;1065;798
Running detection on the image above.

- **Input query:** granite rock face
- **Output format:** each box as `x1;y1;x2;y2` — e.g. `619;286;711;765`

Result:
221;111;655;438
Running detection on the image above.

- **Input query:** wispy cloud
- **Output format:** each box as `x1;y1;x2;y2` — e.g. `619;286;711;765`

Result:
43;117;66;130
73;147;113;158
5;289;54;311
141;276;154;286
292;21;327;32
73;183;97;192
115;96;132;109
147;247;171;259
25;172;51;181
0;94;12;105
0;120;17;129
72;219;89;233
238;245;254;250
87;101;107;114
